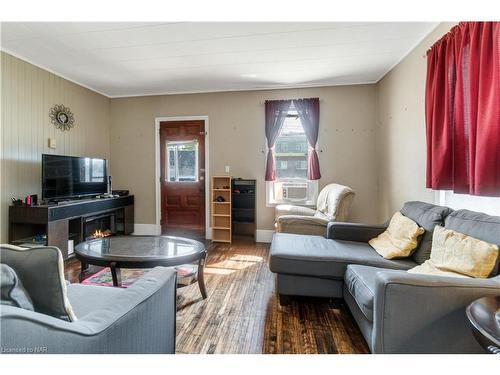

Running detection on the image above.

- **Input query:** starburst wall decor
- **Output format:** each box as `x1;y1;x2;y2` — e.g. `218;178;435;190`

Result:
49;104;75;131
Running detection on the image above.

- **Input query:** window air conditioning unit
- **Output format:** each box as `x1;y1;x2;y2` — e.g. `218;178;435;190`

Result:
282;182;308;201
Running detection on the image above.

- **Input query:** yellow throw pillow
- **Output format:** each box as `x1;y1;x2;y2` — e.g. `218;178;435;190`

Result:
409;226;499;278
407;259;471;278
369;211;425;259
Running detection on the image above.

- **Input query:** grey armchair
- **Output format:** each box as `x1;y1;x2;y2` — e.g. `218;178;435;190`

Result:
275;183;355;236
0;266;177;354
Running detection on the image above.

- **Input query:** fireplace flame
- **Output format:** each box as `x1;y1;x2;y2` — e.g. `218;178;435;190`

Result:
91;229;112;239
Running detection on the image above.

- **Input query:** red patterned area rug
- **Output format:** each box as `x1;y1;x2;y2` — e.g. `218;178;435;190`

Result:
81;268;146;288
81;265;197;288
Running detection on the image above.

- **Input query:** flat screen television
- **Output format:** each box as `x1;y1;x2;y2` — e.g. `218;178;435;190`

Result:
42;154;108;201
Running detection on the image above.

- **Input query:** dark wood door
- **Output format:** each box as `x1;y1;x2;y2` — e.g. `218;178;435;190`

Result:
160;120;205;233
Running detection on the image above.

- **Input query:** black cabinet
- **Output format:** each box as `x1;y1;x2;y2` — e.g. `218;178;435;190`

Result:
232;179;256;240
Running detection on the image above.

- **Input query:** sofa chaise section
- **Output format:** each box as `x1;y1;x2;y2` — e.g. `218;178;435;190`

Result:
269;232;416;299
269;201;456;300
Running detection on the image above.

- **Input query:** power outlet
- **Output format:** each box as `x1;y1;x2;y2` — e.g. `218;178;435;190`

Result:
48;138;57;149
225;165;230;173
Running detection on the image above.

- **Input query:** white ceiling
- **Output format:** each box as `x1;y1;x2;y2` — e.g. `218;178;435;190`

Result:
1;22;437;98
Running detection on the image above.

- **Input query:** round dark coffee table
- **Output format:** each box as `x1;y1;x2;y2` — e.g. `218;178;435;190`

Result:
466;296;500;354
75;235;207;298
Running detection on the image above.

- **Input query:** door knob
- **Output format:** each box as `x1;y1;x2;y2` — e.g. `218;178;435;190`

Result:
200;176;205;181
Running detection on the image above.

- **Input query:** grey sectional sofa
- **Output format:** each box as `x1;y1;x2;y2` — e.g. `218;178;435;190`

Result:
269;201;500;353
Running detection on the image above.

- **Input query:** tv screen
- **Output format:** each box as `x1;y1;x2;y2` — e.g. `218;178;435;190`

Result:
42;154;108;200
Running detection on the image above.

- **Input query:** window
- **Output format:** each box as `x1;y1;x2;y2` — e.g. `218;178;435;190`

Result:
297;142;307;153
82;158;105;183
274;110;308;179
166;140;198;182
267;106;318;206
437;191;500;216
277;143;288;153
296;160;307;170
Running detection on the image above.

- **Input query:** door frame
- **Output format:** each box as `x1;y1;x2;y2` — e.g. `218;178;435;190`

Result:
155;116;210;238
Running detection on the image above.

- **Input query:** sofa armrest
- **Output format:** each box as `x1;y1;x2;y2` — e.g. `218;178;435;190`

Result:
326;222;387;242
371;270;500;353
0;267;177;354
276;215;329;236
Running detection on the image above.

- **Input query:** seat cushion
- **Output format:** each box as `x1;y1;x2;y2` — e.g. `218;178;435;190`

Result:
269;233;417;279
67;283;124;319
275;204;316;221
276;215;329;236
400;201;454;264
344;265;383;322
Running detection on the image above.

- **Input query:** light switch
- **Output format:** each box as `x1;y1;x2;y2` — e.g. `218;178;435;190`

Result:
225;165;230;173
48;138;57;149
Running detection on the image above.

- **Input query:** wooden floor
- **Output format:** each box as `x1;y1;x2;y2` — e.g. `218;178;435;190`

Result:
65;236;369;354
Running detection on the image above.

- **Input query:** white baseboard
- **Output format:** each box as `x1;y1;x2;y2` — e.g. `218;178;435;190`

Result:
132;224;161;236
256;229;275;243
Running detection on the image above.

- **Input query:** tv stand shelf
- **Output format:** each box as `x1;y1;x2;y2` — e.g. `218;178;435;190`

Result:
9;195;134;260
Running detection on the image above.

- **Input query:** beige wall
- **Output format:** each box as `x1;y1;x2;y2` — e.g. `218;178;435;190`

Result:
375;23;456;221
110;85;379;231
0;52;111;242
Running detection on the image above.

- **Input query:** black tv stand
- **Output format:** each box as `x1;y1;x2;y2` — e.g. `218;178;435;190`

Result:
9;195;134;260
52;198;92;205
45;195;107;205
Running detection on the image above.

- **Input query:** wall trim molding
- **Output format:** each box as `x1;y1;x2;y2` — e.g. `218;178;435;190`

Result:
154;116;211;239
256;229;274;243
132;224;161;236
108;80;377;99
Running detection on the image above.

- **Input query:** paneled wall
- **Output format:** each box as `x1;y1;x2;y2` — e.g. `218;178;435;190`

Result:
0;52;111;242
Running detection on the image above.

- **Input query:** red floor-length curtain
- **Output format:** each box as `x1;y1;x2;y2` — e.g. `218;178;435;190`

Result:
294;98;321;180
426;22;500;196
265;100;292;181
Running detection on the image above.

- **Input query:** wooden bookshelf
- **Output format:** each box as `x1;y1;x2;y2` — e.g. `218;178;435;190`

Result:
211;176;232;243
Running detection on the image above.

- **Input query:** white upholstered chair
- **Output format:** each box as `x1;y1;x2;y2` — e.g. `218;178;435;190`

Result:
275;183;355;236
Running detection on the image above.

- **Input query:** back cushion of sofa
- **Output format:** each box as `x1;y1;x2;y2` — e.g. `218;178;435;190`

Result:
445;209;500;275
400;201;454;264
0;245;77;321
